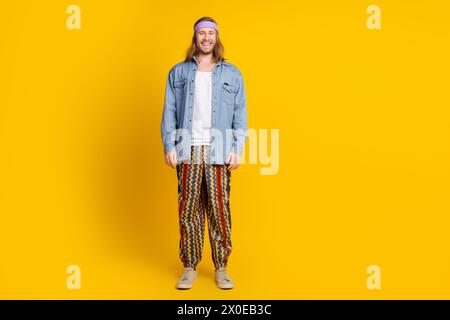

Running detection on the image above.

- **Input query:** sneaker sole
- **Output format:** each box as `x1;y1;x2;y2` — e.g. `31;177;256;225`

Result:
216;282;234;290
176;285;193;290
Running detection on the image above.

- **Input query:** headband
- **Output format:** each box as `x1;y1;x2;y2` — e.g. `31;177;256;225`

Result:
194;21;219;33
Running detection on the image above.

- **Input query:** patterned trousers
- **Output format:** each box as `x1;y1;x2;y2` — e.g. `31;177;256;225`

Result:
176;145;232;270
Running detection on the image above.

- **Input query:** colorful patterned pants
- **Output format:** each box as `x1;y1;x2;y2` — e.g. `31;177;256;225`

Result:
176;145;232;270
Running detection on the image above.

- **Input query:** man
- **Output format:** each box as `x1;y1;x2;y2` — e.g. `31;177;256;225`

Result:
161;17;248;290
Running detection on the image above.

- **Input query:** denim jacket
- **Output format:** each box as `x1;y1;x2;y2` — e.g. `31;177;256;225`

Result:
161;56;248;165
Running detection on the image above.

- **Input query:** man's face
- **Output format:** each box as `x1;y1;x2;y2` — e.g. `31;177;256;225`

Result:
195;27;217;54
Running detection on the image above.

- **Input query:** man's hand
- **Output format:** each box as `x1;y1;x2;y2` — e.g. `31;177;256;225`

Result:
226;152;241;171
164;151;177;168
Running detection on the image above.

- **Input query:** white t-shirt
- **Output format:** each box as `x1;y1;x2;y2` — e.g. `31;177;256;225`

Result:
191;71;212;145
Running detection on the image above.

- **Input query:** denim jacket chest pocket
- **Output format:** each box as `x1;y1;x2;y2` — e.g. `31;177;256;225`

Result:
174;78;188;102
221;82;237;107
173;78;188;123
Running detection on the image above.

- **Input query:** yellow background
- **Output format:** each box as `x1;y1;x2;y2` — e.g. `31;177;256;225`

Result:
1;0;449;299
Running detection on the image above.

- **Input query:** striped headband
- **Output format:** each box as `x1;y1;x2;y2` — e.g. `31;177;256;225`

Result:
194;21;219;33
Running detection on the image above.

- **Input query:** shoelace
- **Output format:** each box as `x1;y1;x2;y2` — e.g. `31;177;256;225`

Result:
182;269;195;281
216;269;231;282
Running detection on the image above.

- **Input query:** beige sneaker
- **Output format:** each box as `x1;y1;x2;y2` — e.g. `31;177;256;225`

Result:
176;267;197;290
215;267;234;289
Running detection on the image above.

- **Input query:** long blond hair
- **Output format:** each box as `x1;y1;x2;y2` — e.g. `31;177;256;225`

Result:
185;17;225;63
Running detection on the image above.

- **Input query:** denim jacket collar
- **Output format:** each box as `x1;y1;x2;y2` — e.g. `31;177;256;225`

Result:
192;55;223;68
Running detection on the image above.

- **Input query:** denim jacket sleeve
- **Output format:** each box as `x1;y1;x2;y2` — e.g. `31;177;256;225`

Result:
161;68;176;153
231;70;248;156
